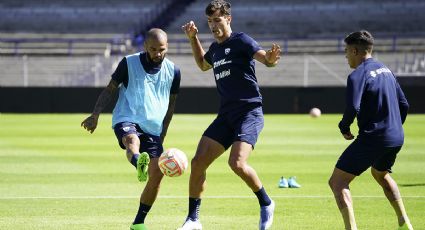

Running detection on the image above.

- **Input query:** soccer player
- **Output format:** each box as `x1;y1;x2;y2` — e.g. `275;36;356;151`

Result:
81;28;181;230
328;30;413;230
180;1;281;229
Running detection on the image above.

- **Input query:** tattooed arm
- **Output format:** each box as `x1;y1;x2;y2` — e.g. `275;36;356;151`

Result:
160;94;178;143
81;79;119;133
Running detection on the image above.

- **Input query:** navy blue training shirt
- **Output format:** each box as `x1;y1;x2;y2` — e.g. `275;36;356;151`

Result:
111;52;181;94
339;58;409;147
204;32;262;114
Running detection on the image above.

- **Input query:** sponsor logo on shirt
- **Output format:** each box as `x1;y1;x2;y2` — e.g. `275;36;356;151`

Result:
370;67;391;78
215;69;231;80
213;58;232;69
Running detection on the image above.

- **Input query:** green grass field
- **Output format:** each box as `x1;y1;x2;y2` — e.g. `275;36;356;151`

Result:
0;114;424;230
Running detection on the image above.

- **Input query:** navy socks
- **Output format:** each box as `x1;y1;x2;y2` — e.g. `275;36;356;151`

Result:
254;186;272;207
188;197;202;221
133;203;151;224
130;153;140;168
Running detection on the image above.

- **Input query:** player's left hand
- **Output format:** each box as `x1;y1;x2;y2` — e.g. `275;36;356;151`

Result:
342;131;355;140
265;43;281;66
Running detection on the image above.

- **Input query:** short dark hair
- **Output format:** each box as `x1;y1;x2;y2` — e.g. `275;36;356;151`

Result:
205;0;231;16
344;30;374;52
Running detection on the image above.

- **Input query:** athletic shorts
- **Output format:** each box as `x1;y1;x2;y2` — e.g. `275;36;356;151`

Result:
203;104;264;150
336;138;402;176
113;122;163;158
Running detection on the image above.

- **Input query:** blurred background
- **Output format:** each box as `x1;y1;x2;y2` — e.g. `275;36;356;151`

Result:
1;0;424;113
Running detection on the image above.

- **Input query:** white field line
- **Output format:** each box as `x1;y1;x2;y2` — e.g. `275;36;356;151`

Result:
1;195;424;200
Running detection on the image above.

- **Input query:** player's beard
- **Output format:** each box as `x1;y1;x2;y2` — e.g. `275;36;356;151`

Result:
147;53;164;65
152;56;163;64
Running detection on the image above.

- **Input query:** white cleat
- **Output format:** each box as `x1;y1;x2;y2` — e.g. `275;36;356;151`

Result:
288;176;301;188
177;218;202;230
259;200;275;230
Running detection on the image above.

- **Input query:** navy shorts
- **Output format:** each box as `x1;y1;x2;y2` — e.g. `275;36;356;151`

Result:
336;138;401;176
113;122;163;158
203;104;264;150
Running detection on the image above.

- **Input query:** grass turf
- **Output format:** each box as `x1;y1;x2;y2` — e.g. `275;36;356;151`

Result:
0;114;424;229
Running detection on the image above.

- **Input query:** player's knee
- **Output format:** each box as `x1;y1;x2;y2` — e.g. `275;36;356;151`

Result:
328;176;344;192
371;168;385;183
371;169;393;189
328;177;335;190
371;169;379;180
146;179;161;192
148;171;163;188
123;134;139;146
228;159;244;174
190;156;205;173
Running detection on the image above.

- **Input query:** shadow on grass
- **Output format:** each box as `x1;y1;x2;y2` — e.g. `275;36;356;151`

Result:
399;183;425;187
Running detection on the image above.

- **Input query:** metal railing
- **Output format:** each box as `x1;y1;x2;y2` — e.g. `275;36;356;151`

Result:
2;34;425;56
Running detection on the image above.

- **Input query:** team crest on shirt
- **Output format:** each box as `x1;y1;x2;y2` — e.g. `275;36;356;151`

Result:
225;48;231;55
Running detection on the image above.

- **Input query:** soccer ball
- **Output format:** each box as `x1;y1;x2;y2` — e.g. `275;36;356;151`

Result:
158;148;188;177
309;107;321;118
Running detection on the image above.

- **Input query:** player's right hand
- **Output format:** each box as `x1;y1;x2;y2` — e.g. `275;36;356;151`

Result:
81;114;99;134
182;21;198;39
265;43;281;66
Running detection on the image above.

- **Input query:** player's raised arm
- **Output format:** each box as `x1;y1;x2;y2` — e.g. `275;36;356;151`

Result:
81;79;119;133
182;21;212;71
254;43;281;67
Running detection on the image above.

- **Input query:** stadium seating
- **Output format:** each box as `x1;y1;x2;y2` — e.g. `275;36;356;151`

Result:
0;0;173;55
167;0;425;38
0;0;423;88
0;0;171;34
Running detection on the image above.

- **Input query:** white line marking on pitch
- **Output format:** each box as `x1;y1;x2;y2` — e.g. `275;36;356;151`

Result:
0;195;424;200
